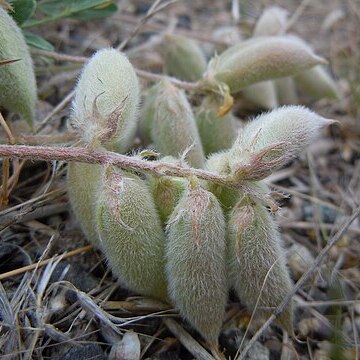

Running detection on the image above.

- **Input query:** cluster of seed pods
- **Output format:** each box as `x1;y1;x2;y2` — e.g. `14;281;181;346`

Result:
67;9;336;346
0;3;338;348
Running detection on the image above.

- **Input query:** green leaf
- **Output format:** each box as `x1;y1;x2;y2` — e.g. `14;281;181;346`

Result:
38;0;115;17
9;0;36;25
24;32;54;51
70;3;118;20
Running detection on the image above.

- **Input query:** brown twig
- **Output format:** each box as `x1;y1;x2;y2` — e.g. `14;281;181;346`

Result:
35;90;76;133
0;112;15;207
0;145;262;198
31;50;201;92
0;245;93;280
115;13;230;46
116;0;177;51
236;205;360;360
0;112;15;144
163;318;216;360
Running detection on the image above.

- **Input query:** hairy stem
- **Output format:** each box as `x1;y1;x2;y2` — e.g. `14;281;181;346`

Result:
0;144;260;197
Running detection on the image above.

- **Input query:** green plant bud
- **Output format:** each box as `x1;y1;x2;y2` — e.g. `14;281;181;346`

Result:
148;156;187;224
242;81;278;109
139;84;158;144
71;48;139;152
205;151;240;211
202;36;326;94
151;79;205;168
166;182;227;344
253;6;288;36
97;166;168;302
229;105;334;180
274;77;299;105
67;161;102;247
163;33;207;82
227;197;293;332
0;7;37;127
195;96;237;155
294;65;340;100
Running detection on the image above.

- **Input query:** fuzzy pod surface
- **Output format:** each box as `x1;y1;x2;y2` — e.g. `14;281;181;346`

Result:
202;36;326;94
195;96;237;155
150;79;205;168
274;77;298;105
0;7;37;126
205;151;240;211
227;198;293;332
229;105;333;179
166;184;227;344
294;65;340;100
71;48;139;152
67;162;102;247
97;166;168;302
163;33;207;82
210;26;242;54
242;81;278;109
148;156;186;224
139;84;158;144
253;6;288;36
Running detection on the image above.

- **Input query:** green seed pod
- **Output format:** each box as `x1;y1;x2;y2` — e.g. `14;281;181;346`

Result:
227;197;293;332
151;79;205;168
71;48;139;153
202;36;326;94
208;26;243;55
229;105;334;180
253;6;288;36
274;77;299;105
205;151;239;211
166;182;227;344
242;81;278;109
67;161;102;247
139;84;158;144
97;166;168;302
294;65;340;100
163;33;207;82
195;96;237;155
147;156;186;224
0;7;37;127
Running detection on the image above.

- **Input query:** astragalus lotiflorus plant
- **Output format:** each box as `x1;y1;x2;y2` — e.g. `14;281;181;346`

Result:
66;26;334;351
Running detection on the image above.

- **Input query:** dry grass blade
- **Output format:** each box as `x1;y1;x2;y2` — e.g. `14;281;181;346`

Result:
0;245;93;281
163;318;216;360
237;206;360;360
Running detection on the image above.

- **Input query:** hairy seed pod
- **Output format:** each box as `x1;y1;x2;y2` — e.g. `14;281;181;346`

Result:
205;151;240;211
207;26;243;55
253;6;288;36
195;96;237;155
71;48;139;152
242;81;278;109
202;36;326;94
166;182;227;344
294;65;340;100
163;33;207;82
148;156;186;224
67;162;102;247
229;105;334;180
97;166;168;302
227;197;293;332
139;84;158;144
274;77;299;105
0;7;37;127
151;79;205;168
